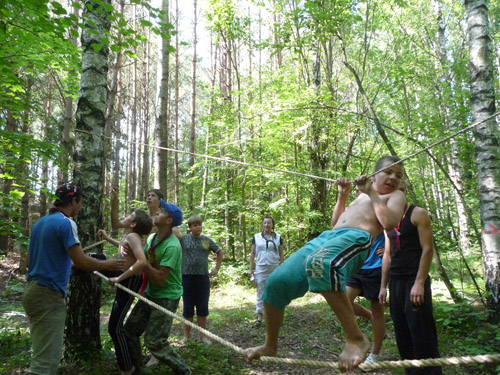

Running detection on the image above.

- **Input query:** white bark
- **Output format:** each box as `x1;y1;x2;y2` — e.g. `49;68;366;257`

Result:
465;0;500;320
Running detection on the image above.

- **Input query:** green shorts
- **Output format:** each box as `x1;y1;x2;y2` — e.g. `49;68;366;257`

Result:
262;228;372;309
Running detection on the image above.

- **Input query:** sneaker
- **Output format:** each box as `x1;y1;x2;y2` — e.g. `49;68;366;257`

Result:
145;355;159;367
255;312;263;323
364;353;380;364
121;366;135;375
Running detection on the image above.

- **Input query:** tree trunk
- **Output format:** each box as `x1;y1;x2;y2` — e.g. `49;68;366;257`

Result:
187;0;198;210
59;3;80;184
65;0;111;359
140;28;151;200
155;0;170;193
433;0;472;255
173;0;180;204
129;4;138;201
465;0;500;322
308;49;328;237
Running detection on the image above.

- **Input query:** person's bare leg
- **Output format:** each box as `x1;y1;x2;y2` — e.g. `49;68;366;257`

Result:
245;302;284;361
369;300;385;355
197;316;211;344
353;302;372;320
183;317;194;340
321;290;370;372
347;286;372;321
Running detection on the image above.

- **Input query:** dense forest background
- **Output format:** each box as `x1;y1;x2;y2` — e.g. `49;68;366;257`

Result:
1;0;500;365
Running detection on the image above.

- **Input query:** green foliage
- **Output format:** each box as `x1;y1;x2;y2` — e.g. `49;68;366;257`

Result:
433;300;500;366
0;129;60;252
214;260;250;286
2;273;499;375
0;0;81;114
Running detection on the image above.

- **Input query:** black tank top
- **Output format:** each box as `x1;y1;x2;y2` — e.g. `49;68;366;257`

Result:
389;205;422;279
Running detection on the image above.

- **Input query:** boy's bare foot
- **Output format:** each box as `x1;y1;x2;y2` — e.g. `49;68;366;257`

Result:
244;345;277;362
338;336;370;372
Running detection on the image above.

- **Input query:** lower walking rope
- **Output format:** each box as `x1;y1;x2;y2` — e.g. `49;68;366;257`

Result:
92;269;500;372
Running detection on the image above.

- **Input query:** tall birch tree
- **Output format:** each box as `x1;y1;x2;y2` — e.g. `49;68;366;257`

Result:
155;0;171;193
65;0;111;358
465;0;500;321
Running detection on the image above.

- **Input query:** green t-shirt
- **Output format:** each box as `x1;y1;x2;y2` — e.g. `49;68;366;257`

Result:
144;232;183;300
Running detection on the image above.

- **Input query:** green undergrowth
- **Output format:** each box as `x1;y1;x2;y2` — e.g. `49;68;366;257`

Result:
1;263;499;375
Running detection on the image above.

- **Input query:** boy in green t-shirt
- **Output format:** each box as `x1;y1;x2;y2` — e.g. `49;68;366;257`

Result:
124;200;190;375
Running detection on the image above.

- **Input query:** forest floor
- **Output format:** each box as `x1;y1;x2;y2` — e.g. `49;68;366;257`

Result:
1;252;499;375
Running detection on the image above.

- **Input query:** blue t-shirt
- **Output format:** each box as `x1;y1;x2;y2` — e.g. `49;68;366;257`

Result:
361;233;385;270
27;211;80;295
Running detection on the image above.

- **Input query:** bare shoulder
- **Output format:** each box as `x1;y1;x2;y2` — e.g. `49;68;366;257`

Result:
387;189;405;201
125;232;143;248
411;206;431;225
125;232;141;241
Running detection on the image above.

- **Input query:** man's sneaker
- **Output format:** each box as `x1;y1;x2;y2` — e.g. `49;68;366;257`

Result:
364;353;380;364
255;312;263;323
145;355;159;367
361;353;380;372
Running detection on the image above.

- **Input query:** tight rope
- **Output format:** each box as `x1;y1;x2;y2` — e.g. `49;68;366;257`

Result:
367;111;500;178
75;110;500;184
93;269;500;371
82;240;106;253
93;271;246;355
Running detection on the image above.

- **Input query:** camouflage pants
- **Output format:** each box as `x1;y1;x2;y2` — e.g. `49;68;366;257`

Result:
124;296;191;375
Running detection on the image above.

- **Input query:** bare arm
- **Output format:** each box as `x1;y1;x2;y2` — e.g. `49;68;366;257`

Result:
378;231;391;305
172;226;181;239
110;186;124;229
110;233;148;284
331;178;352;228
68;244;125;271
249;244;256;276
210;249;223;276
278;244;284;264
144;264;171;286
98;229;120;247
356;176;405;230
410;207;434;306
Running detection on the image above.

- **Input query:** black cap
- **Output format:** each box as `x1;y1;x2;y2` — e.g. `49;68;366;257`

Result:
55;183;87;200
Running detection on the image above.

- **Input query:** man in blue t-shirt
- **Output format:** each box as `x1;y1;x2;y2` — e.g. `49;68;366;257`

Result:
23;183;124;375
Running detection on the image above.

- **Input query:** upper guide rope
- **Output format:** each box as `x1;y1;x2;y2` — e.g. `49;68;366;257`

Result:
75;111;500;183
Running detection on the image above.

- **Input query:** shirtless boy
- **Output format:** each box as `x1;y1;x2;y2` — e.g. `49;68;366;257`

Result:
245;156;406;372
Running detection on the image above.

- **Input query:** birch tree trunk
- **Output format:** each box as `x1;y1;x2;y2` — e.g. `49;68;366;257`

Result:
65;0;110;358
140;28;151;200
187;0;198;210
173;0;180;204
129;4;138;201
465;0;500;322
155;0;170;193
433;0;471;254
